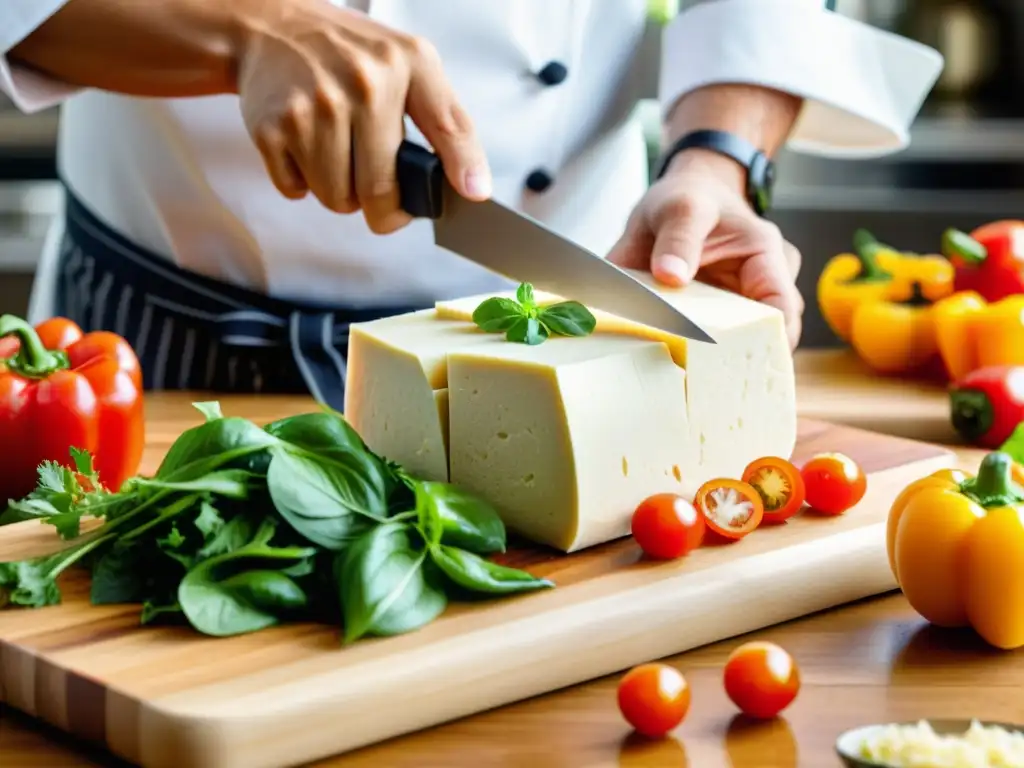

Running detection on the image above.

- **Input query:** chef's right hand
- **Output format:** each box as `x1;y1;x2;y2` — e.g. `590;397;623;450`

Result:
236;2;492;232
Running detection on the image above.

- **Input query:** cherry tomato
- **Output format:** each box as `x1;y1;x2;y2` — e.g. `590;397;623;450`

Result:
631;493;705;559
694;479;764;541
723;641;800;719
742;457;806;524
800;452;866;515
617;663;691;737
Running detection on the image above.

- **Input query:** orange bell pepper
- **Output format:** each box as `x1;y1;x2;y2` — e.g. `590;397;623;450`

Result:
932;291;1024;382
887;452;1024;650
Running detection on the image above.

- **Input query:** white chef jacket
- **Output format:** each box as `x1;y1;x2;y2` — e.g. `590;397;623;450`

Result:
1;0;942;324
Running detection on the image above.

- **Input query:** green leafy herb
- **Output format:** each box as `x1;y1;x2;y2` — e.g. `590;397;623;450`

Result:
537;301;597;337
177;520;315;637
416;481;505;554
337;521;447;643
430;545;553;595
471;282;596;346
0;402;555;643
266;448;386;550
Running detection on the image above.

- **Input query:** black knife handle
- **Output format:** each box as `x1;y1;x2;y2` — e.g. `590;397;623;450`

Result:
397;140;444;219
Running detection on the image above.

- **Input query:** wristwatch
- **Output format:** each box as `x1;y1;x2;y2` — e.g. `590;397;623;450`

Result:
655;129;776;218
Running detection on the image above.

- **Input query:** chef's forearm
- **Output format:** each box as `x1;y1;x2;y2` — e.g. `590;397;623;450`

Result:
662;84;803;185
9;0;254;97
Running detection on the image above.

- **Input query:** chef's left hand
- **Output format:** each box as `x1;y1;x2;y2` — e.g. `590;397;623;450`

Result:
606;148;804;349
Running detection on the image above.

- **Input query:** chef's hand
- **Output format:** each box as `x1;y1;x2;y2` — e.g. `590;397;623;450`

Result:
237;2;491;232
607;149;804;349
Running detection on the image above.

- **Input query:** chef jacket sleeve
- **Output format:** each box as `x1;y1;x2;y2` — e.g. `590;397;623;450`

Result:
1;0;79;113
659;0;944;158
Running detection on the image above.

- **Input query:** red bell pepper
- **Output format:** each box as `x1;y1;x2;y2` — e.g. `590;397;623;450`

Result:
0;315;144;501
949;365;1024;449
942;221;1024;302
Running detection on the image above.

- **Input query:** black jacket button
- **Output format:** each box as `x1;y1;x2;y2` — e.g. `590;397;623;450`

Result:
525;169;554;193
536;61;569;86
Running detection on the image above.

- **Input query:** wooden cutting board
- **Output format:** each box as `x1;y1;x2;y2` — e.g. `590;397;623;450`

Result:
0;418;953;768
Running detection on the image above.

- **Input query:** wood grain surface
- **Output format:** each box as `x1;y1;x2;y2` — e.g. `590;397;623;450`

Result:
0;350;986;768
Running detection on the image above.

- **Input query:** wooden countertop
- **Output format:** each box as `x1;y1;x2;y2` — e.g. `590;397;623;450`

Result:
0;350;1006;768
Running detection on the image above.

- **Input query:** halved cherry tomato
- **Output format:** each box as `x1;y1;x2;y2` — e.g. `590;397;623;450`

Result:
631;493;705;559
723;641;800;719
694;478;764;542
800;452;867;516
742;457;806;524
617;663;691;738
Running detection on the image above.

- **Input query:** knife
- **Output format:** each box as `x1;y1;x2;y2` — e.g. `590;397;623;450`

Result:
395;140;716;344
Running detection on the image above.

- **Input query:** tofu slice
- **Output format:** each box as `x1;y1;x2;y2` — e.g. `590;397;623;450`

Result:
447;335;690;551
344;310;495;482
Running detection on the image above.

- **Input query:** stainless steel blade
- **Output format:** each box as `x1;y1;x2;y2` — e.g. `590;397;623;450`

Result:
433;187;716;344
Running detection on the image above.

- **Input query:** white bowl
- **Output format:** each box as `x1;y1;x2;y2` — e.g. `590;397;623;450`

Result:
835;719;1024;768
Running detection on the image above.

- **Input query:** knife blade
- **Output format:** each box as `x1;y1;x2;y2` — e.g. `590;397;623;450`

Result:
396;140;716;344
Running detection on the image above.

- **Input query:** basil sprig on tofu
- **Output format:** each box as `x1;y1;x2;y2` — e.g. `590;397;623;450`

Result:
471;283;597;345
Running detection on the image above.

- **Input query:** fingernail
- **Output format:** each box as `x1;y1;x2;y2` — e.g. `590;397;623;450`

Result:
465;169;492;199
654;254;692;285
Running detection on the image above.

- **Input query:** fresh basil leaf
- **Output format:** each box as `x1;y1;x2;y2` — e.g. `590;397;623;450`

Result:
338;522;447;642
413;484;442;548
217;570;307;612
156;417;279;481
267;449;386;550
266;411;393;498
537;301;597;337
133;469;252;499
416;481;505;554
506;316;548;345
472;297;526;333
90;543;148;604
516;283;536;309
192;401;224;422
265;411;368;460
430;545;553;596
177;540;316;637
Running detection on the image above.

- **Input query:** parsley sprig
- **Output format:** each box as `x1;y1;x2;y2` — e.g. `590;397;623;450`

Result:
471;283;597;346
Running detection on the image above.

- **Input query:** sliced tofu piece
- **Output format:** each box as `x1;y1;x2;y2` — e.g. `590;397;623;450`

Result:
447;336;689;551
344;310;494;482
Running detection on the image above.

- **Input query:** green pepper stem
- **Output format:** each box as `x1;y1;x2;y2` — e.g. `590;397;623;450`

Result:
0;315;67;378
941;228;987;266
900;282;930;307
962;452;1021;507
851;228;893;281
949;388;993;442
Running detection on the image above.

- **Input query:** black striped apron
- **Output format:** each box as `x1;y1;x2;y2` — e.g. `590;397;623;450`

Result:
54;188;424;410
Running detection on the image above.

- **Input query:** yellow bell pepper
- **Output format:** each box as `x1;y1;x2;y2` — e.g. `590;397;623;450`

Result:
818;229;955;343
933;291;1024;381
887;452;1024;650
847;284;940;375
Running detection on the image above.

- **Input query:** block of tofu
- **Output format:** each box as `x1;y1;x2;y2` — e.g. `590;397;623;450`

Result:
346;275;796;552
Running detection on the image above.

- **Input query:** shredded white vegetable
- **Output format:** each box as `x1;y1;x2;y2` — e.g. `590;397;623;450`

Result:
858;720;1024;767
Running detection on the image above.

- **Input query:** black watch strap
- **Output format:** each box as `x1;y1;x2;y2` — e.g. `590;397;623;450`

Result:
656;129;776;217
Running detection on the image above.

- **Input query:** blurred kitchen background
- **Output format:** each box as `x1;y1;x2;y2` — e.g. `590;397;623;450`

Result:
3;0;1024;345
